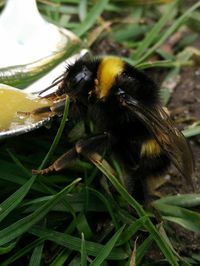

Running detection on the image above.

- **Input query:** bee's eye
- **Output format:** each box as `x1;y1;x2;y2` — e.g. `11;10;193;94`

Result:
71;66;92;86
72;72;86;85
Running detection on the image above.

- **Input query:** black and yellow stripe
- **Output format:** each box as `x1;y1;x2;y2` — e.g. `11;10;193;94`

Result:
95;57;124;100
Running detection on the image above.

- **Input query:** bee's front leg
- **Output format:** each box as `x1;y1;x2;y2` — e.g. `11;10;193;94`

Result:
32;133;113;174
33;96;67;117
17;96;67;119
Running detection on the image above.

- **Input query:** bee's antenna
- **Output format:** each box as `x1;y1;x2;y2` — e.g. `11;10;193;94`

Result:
52;73;65;84
37;75;65;96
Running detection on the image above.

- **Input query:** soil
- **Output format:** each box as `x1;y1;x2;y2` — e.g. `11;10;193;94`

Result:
149;66;200;262
162;66;200;260
169;67;200;193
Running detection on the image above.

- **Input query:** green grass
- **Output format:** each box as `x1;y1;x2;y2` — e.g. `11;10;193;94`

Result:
0;0;200;265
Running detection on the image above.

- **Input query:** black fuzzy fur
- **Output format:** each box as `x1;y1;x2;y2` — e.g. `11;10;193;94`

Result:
57;56;172;193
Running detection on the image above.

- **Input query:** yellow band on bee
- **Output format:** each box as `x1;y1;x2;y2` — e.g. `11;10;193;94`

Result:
96;57;124;99
140;139;161;158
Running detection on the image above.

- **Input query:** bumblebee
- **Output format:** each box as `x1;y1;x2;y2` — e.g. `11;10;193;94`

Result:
32;55;194;193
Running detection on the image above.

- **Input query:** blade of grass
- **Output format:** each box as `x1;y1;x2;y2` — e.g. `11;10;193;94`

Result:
156;48;176;60
90;225;125;266
50;249;72;266
38;96;70;170
136;235;153;265
79;0;87;21
129;0;174;4
160;88;171;106
76;214;93;239
186;11;200;33
158;224;190;266
164;215;200;234
153;194;200;207
0;178;81;246
89;153;179;265
30;226;128;260
0;242;16;256
73;0;109;37
112;25;150;43
116;216;147;246
1;238;45;266
0;175;35;223
81;233;87;266
153;203;200;233
191;254;200;263
136;59;193;69
182;126;200;138
68;256;81;265
28;242;44;266
0;161;45;193
176;33;198;50
133;0;177;61
7;149;31;177
88;187;119;229
134;1;200;65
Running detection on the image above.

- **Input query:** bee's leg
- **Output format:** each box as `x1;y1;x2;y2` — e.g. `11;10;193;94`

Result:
32;133;113;175
32;148;77;174
32;97;67;117
146;174;171;198
75;133;113;157
17;97;67;118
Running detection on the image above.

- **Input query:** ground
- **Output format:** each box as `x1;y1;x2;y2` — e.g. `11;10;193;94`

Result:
163;66;200;259
169;67;200;193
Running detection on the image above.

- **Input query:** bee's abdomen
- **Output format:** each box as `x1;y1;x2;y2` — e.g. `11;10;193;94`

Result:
139;139;170;176
140;139;161;158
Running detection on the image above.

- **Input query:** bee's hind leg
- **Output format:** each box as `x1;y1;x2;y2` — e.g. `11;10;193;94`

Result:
32;133;113;175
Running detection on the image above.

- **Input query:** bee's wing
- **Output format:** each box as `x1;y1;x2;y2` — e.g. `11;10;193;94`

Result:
118;93;194;185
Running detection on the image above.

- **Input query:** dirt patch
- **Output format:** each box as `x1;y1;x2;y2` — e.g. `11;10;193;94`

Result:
146;66;200;260
169;67;200;193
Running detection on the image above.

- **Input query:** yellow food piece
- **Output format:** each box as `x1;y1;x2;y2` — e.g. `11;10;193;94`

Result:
0;87;51;131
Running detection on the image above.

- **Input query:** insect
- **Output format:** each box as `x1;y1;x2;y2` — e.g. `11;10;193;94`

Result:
32;55;194;193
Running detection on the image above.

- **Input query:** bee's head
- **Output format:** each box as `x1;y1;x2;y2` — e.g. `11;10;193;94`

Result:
57;58;99;104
